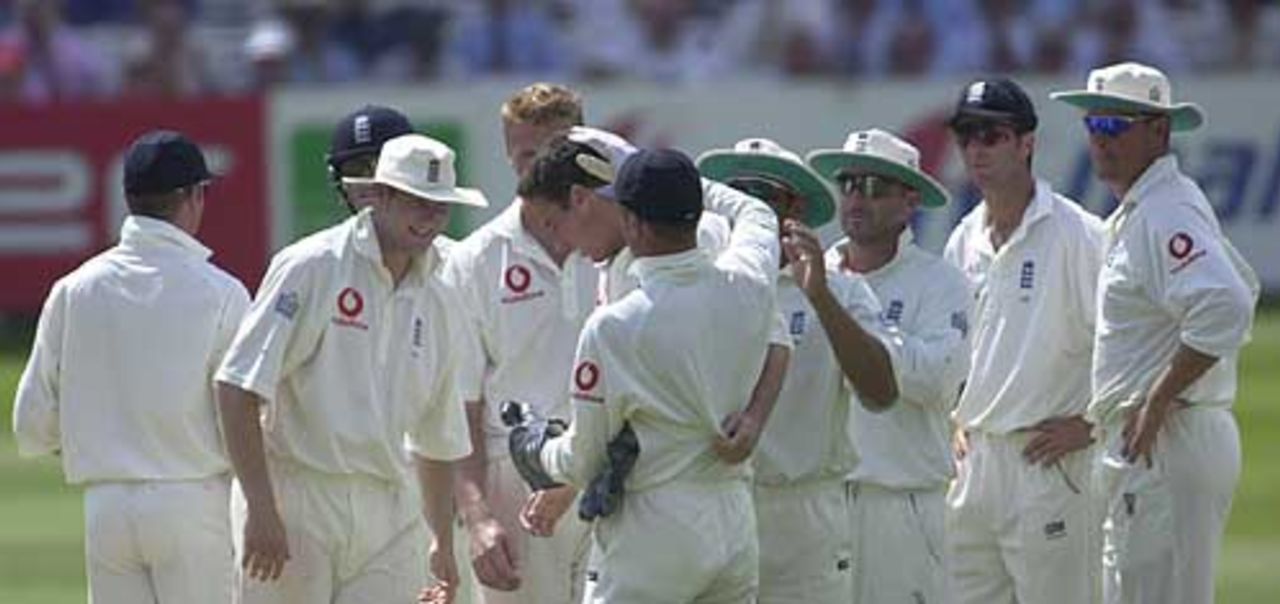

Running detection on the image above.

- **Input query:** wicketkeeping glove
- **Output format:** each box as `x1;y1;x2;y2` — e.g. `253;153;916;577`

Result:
501;401;566;491
578;421;640;521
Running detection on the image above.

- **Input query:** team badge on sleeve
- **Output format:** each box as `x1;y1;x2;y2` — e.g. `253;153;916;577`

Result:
572;360;604;403
274;291;299;320
1167;231;1207;274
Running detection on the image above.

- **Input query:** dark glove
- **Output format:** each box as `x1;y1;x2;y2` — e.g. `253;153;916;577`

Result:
578;421;639;521
502;401;566;491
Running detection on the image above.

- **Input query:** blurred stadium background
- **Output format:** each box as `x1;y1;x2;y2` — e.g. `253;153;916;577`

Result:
1;0;1277;601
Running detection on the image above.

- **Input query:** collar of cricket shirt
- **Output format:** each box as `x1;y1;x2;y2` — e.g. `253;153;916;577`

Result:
119;215;212;260
1120;153;1179;208
350;207;440;285
830;228;916;281
977;178;1055;255
631;248;709;288
495;199;567;273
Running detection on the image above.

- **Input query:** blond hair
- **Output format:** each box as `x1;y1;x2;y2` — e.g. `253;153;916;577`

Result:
501;83;584;128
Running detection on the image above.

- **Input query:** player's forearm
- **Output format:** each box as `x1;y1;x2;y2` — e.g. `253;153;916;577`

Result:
1145;344;1219;409
809;286;899;409
741;344;789;427
415;455;456;550
215;382;278;512
455;400;494;526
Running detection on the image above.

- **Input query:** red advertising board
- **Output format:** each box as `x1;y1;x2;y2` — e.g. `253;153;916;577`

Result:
0;97;269;313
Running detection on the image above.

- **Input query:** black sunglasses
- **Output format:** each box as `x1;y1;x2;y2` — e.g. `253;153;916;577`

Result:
834;173;904;198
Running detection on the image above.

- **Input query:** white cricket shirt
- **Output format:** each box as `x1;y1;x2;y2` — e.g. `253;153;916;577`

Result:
827;231;970;489
1091;155;1259;423
13;216;250;484
215;210;472;483
945;180;1105;434
753;268;896;485
542;188;782;490
441;201;599;458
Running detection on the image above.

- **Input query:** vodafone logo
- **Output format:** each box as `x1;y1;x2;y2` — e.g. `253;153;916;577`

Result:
1168;232;1194;260
574;360;601;393
504;265;531;293
337;287;364;318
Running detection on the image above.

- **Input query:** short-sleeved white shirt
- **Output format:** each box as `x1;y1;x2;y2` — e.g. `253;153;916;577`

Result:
945;181;1105;434
1091;155;1259;422
216;210;472;483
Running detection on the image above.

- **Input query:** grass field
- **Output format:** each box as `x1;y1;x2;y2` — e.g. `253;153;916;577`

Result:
1;312;1278;603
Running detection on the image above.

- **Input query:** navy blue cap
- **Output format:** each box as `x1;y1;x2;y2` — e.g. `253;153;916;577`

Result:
949;77;1038;132
614;148;702;225
327;105;414;168
123;130;212;195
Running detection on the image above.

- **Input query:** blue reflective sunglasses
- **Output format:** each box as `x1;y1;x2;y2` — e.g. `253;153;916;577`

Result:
1083;114;1160;138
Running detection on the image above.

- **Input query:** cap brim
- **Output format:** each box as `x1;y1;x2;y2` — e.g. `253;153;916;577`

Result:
1049;90;1204;132
805;151;950;208
696;151;836;227
948;107;1031;129
341;177;489;208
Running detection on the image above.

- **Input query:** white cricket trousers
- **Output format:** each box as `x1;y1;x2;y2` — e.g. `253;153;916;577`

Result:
582;480;758;604
471;454;591;604
84;474;233;604
946;430;1099;604
1096;406;1240;604
849;482;946;604
754;478;853;604
231;457;428;604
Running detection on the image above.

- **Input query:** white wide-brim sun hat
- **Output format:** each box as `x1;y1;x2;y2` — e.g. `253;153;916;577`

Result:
696;137;836;227
343;134;488;207
1050;61;1204;132
806;128;950;208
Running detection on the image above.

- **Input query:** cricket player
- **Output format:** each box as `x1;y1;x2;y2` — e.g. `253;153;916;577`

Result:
942;78;1105;604
809;128;972;603
325;104;415;214
215;134;484;603
698;137;901;603
444;82;595;603
510;147;782;603
12;130;249;604
552;126;792;459
1052;62;1260;604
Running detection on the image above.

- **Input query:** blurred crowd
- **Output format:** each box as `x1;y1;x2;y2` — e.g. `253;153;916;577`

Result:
2;0;1278;103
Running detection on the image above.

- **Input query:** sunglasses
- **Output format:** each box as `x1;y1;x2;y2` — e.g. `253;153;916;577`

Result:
727;176;800;205
951;123;1017;148
1082;114;1160;138
835;173;904;199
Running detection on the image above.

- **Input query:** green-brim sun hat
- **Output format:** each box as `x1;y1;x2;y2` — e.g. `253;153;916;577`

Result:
806;128;950;208
697;137;836;227
1049;61;1204;132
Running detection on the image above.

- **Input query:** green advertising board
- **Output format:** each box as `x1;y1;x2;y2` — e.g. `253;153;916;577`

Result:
288;121;472;240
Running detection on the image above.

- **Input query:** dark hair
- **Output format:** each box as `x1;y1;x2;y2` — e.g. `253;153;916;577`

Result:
517;134;609;206
125;186;192;220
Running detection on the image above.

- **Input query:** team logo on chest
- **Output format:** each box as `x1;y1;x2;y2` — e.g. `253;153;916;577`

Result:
882;300;905;325
1019;260;1035;289
789;311;807;336
501;263;545;304
333;287;369;330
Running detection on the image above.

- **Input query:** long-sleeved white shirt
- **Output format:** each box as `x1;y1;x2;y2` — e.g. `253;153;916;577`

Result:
215;210;472;484
13;216;250;484
827;232;970;489
945;180;1104;434
441;201;599;459
542;187;781;491
1091;155;1259;423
